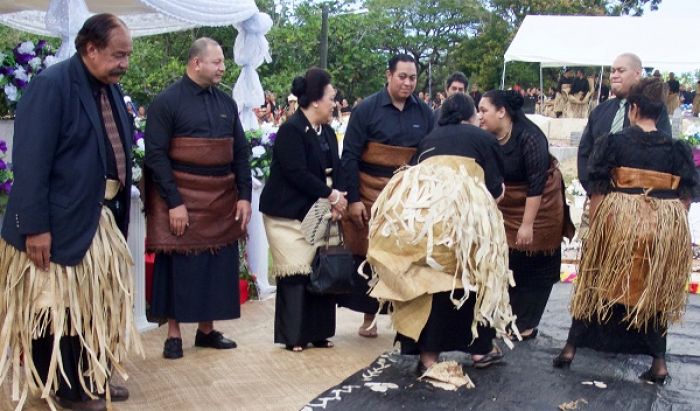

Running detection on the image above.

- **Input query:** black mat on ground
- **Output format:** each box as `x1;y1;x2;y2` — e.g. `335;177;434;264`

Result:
304;283;700;411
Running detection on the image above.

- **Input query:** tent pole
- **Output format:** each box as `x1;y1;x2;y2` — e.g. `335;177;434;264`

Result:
501;61;507;90
598;65;604;103
539;63;543;114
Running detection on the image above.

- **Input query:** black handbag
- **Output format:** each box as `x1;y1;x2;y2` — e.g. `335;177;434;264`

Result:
307;221;355;295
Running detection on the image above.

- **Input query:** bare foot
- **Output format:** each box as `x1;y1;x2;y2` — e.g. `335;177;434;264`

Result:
358;324;378;338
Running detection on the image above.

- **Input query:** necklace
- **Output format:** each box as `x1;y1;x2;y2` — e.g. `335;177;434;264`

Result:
497;124;512;144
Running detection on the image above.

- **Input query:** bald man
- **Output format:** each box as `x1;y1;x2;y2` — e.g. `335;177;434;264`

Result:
577;53;671;192
145;37;252;359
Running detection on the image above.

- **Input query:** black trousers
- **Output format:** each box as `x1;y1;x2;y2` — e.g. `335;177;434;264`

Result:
32;334;89;401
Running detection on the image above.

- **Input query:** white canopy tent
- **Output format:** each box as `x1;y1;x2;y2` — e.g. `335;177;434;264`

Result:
502;14;700;89
0;0;272;130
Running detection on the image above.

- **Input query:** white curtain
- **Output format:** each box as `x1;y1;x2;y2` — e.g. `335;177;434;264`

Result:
44;0;90;60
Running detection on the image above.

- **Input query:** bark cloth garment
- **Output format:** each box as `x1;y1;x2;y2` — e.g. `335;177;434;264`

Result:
145;137;243;253
0;192;142;410
571;166;691;331
365;155;516;344
341;142;416;257
498;157;575;254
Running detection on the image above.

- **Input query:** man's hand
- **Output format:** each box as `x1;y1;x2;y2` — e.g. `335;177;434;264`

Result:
348;202;368;229
169;204;189;237
26;232;51;271
235;200;252;231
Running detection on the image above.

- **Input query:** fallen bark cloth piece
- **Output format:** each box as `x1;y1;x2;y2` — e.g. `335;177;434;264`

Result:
418;361;475;391
559;398;588;410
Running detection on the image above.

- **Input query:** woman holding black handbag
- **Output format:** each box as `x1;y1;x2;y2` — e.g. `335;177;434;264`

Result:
260;68;347;352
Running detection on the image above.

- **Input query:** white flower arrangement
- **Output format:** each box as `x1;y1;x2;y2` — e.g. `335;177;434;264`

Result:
16;41;35;56
566;179;585;197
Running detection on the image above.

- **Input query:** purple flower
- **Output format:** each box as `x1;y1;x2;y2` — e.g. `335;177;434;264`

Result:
35;40;47;52
0;180;12;194
13;50;33;65
12;78;27;89
0;141;7;153
267;132;276;144
0;66;14;76
0;159;6;170
133;130;144;144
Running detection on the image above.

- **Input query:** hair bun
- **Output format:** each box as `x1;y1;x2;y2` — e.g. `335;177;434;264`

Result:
291;76;306;99
505;90;524;110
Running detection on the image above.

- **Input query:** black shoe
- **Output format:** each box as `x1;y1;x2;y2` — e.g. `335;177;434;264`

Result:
97;384;129;401
639;369;669;385
194;329;237;349
55;397;107;411
552;354;572;369
416;360;428;376
163;337;183;359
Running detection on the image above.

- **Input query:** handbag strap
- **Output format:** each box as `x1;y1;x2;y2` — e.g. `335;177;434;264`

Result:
323;220;345;249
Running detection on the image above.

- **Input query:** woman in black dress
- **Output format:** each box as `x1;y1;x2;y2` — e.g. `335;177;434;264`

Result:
554;77;696;384
478;90;573;341
260;68;347;352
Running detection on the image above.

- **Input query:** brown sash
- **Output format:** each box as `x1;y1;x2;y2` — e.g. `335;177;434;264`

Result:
342;141;416;256
146;136;242;253
498;157;575;252
612;166;680;191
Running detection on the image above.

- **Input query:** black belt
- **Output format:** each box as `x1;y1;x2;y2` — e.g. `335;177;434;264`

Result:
358;161;400;178
171;160;231;176
612;187;679;198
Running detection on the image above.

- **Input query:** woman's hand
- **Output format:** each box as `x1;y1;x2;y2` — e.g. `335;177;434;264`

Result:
329;189;348;215
516;223;534;247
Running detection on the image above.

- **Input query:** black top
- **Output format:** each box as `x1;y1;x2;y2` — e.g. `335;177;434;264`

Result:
259;110;345;221
577;97;672;192
145;74;252;208
79;57;126;181
500;120;550;196
341;87;434;202
599;84;610;102
417;123;505;198
571;77;590;95
667;79;680;94
587;126;696;199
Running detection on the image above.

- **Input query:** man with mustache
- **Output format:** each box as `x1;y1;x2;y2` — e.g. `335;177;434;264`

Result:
145;37;252;359
338;54;434;337
0;14;140;410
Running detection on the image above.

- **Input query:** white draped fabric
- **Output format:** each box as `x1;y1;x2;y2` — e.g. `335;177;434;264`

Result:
0;0;272;125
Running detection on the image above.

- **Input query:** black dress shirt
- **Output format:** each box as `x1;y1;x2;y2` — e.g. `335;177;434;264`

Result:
145;74;252;208
577;97;672;192
341;87;434;202
417;123;504;198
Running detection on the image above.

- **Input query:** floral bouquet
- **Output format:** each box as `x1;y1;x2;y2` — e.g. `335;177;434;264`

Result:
0;40;57;111
132;118;145;183
680;124;700;168
0;139;13;215
245;127;276;181
566;178;585;197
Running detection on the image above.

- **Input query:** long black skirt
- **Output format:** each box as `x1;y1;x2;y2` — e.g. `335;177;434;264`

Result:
566;303;667;358
151;244;240;323
397;290;495;355
336;255;387;314
509;248;560;331
275;274;336;346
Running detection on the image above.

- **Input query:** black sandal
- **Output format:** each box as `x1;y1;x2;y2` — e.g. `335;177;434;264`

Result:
639;369;668;385
552;354;573;369
472;346;504;369
311;340;334;348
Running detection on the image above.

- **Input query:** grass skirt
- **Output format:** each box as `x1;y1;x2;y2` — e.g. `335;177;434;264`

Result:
0;207;143;410
571;192;691;332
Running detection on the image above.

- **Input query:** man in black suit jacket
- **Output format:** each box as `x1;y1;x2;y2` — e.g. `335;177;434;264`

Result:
0;14;138;411
577;53;671;192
